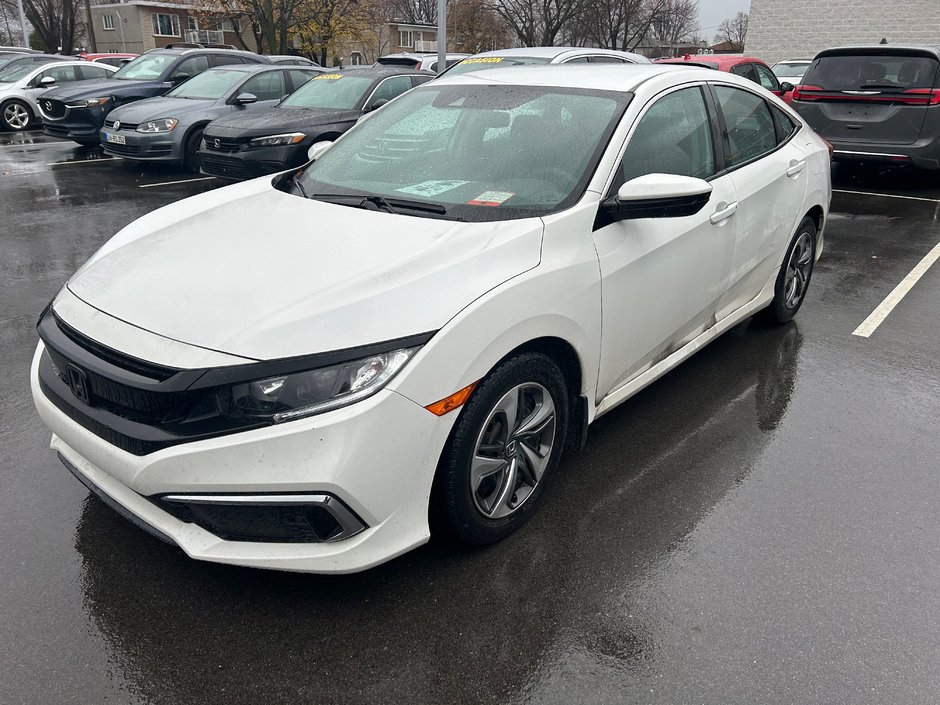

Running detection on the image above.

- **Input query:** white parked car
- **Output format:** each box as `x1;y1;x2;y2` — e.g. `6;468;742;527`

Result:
31;64;831;573
439;46;650;77
0;60;116;131
771;59;813;84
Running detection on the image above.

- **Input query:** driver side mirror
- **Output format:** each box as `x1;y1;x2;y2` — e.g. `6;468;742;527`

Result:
602;173;712;220
37;76;56;88
307;140;333;161
233;92;257;105
780;81;794;93
366;98;389;112
170;73;191;85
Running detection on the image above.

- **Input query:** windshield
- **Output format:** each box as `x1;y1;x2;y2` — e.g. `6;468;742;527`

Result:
167;69;244;99
772;62;809;77
443;56;552;77
802;54;940;91
0;61;37;82
111;53;175;80
294;84;628;222
280;73;373;109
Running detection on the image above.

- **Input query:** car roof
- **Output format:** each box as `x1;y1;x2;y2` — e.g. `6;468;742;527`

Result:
432;63;715;92
814;44;940;59
143;48;265;59
658;54;768;69
467;46;635;59
29;60;117;71
774;59;812;64
203;63;287;74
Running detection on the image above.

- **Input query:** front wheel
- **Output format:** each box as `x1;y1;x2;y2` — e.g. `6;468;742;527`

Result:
761;216;817;324
433;352;569;545
2;99;33;131
184;127;204;172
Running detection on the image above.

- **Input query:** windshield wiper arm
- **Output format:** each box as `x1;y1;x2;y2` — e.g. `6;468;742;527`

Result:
310;193;463;220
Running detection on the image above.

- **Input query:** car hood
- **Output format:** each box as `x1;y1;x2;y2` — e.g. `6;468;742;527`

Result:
108;96;217;123
204;107;359;137
45;77;157;100
66;179;543;361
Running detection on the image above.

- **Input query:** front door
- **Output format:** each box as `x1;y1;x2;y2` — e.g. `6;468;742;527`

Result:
593;85;737;401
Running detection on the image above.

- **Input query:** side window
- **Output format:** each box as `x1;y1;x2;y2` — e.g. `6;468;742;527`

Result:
239;71;285;101
754;64;781;91
563;57;590;64
365;75;413;109
37;65;78;85
614;86;716;189
731;62;760;84
209;54;244;67
589;55;625;63
287;69;315;91
170;55;209;79
771;104;798;144
714;85;778;166
79;65;112;80
412;75;433;87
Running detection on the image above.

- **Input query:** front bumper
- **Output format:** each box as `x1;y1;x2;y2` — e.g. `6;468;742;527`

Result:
100;127;180;162
31;342;453;573
43;105;111;144
198;142;306;181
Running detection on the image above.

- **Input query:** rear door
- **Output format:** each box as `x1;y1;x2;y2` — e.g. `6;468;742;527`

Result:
793;49;940;145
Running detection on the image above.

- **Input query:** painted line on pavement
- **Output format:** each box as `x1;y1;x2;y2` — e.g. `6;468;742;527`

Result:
852;238;940;337
46;157;115;166
834;189;940;204
138;176;215;188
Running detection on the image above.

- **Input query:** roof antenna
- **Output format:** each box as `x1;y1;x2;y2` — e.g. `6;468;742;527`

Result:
879;37;888;44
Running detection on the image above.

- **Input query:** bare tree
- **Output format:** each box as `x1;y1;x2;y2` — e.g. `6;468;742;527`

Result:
451;0;510;52
389;0;438;23
488;0;582;47
714;10;747;48
1;0;80;52
648;0;697;46
569;0;669;52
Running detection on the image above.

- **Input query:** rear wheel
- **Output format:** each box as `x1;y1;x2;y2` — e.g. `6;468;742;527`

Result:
2;99;33;131
761;216;817;324
184;127;205;172
433;353;569;545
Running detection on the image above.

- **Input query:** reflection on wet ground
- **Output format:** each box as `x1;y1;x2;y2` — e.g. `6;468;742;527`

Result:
2;133;939;704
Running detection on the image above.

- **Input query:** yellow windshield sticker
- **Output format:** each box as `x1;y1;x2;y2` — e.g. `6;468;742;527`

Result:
462;57;505;65
314;73;343;80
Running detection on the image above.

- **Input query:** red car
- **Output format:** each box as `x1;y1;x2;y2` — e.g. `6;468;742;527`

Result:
76;52;138;68
656;54;795;104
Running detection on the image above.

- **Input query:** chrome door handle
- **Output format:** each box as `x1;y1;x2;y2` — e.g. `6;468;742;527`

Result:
709;201;738;224
786;160;806;177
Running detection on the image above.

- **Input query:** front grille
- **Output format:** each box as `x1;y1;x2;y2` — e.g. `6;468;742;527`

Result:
200;153;252;179
39;98;66;120
102;143;142;156
103;119;139;130
43;123;70;137
203;136;243;152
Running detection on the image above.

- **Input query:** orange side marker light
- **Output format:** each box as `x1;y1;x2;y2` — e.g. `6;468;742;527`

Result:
424;382;477;416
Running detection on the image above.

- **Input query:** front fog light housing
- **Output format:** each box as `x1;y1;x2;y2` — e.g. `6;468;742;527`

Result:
248;132;306;148
226;346;419;422
137;118;179;133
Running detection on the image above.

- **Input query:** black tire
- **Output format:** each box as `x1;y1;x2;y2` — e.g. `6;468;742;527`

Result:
1;99;33;131
760;216;817;324
183;127;205;172
433;352;569;545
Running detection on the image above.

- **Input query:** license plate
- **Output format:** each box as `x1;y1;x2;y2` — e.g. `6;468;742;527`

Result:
105;132;126;145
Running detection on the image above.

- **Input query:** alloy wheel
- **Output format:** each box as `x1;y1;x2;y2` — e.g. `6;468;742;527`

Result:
784;231;813;309
470;383;556;519
3;102;29;130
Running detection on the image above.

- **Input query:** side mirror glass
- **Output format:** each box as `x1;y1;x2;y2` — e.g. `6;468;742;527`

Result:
307;140;333;161
234;92;257;105
367;98;389;112
604;173;712;220
780;81;794;93
170;73;191;85
38;76;56;87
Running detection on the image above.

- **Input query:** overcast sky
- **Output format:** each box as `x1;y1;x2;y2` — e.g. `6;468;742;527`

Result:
699;0;751;40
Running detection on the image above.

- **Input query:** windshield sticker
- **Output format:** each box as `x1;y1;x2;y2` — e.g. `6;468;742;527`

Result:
314;73;343;80
397;180;470;197
467;191;514;207
462;57;504;65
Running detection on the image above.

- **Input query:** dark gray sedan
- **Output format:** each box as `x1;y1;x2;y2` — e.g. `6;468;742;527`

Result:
100;63;323;170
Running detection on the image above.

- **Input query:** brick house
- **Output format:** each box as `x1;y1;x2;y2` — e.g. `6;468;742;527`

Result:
746;0;940;65
86;1;259;54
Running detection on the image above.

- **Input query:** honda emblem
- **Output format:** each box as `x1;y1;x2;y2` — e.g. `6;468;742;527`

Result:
66;363;91;404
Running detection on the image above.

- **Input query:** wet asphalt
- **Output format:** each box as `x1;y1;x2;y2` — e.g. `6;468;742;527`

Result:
1;133;938;705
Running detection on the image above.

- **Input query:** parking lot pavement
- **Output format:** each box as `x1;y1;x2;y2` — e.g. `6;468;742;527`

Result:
1;134;938;705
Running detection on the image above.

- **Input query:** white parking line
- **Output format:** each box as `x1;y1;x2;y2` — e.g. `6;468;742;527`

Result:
138;176;215;188
46;157;115;166
834;189;940;204
852;239;940;337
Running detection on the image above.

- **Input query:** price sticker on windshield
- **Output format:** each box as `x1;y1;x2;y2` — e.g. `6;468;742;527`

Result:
468;191;514;207
314;73;344;80
462;57;504;65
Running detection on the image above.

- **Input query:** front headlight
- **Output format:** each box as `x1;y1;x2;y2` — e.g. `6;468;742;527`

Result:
66;96;111;108
222;346;419;422
249;132;306;148
137;118;178;133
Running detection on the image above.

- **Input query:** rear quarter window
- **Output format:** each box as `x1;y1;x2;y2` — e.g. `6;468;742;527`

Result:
803;54;940;90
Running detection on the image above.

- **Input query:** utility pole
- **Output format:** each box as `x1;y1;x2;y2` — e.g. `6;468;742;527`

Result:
16;0;27;47
436;0;445;72
84;0;97;51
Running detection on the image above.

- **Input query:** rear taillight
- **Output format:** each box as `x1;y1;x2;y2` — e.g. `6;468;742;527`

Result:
792;84;823;101
793;84;940;105
901;88;940;105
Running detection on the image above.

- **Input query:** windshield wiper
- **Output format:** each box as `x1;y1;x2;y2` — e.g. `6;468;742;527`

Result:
309;193;463;220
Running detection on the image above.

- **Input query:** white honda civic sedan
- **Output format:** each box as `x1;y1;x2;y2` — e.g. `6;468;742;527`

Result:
31;65;831;573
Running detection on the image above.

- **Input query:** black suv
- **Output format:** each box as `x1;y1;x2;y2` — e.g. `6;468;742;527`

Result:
793;45;940;169
39;48;269;144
